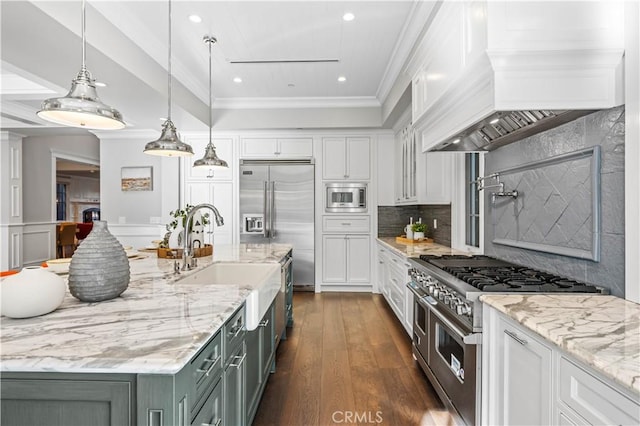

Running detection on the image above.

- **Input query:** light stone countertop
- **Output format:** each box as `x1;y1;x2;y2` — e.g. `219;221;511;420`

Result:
0;243;292;375
480;294;640;395
376;236;468;259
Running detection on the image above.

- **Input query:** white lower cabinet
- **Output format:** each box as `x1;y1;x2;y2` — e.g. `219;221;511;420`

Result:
558;356;640;425
322;235;370;286
483;304;640;426
483;307;553;425
376;242;412;336
376;246;389;298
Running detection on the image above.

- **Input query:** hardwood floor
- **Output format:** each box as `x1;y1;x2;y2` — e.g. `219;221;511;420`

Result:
253;292;455;426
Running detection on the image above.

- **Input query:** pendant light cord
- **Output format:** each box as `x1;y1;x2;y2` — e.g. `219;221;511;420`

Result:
208;38;213;146
167;0;172;122
81;0;86;70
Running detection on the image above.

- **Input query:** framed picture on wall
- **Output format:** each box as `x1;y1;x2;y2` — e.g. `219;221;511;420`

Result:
121;166;153;191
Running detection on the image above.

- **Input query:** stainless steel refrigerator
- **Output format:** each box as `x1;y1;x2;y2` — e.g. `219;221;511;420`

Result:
239;160;315;290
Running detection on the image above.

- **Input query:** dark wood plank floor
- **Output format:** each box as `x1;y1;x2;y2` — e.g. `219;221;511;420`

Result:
253;292;455;426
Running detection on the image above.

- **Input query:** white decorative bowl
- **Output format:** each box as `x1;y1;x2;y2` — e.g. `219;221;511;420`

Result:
1;266;67;318
46;258;71;274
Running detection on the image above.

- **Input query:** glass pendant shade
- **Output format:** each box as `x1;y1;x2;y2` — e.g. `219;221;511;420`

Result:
193;143;228;168
37;1;124;130
143;119;194;157
193;35;228;169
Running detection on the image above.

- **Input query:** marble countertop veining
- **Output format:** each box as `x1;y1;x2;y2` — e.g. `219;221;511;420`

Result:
480;294;640;395
376;236;468;259
0;243;292;375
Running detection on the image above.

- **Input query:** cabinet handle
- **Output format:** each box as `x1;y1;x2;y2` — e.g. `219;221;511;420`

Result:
196;355;221;375
259;319;270;327
202;418;222;426
341;222;351;226
504;329;528;345
228;322;243;339
229;353;246;368
379;260;384;264
206;169;214;179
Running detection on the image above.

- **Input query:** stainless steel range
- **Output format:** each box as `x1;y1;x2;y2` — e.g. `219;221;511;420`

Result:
407;254;605;426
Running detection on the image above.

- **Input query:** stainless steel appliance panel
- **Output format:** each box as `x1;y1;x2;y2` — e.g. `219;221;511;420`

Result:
270;165;314;250
239;165;269;243
239;161;315;289
427;305;479;426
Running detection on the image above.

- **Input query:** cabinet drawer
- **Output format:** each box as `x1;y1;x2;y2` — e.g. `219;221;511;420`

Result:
559;356;640;425
191;331;222;412
191;377;222;426
322;216;370;233
224;305;246;362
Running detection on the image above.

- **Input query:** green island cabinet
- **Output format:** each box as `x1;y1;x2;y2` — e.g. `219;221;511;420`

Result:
1;300;280;426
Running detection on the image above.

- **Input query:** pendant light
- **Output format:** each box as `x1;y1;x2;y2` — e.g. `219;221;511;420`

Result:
37;0;125;130
193;36;228;169
144;0;194;157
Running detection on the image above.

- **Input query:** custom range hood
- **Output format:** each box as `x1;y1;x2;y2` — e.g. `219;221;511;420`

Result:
408;2;625;153
433;109;596;152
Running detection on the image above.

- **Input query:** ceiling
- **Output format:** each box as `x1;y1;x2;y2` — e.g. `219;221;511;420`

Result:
1;1;430;136
57;159;100;179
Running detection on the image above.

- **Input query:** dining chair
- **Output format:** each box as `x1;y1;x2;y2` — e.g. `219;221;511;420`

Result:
57;223;77;258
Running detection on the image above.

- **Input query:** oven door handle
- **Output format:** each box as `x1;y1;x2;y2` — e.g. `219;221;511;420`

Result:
419;296;481;345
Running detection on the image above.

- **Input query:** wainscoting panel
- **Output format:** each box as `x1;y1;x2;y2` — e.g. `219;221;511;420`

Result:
22;224;54;266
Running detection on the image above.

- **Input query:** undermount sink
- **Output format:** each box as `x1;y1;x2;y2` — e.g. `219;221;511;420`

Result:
175;262;281;330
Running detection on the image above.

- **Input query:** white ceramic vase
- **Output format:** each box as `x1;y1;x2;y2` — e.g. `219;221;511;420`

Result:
0;266;66;318
413;231;425;240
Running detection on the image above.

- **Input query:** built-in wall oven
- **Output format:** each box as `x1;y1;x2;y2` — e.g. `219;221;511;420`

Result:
407;254;605;425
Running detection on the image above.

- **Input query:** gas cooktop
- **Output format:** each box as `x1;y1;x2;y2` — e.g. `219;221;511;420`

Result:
418;255;600;293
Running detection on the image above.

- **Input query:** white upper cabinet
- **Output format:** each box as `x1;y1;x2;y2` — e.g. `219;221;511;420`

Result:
183;136;234;181
407;0;625;152
240;137;312;159
322;137;370;181
395;123;453;205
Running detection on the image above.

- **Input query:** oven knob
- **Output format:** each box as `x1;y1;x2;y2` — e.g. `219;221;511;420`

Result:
432;287;440;298
438;290;448;301
443;294;451;304
456;303;471;316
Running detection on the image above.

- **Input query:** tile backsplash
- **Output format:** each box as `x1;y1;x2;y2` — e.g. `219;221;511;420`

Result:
484;106;625;297
378;205;451;247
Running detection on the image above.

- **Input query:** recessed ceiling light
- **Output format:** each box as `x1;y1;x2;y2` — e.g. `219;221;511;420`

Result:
489;118;500;125
233;77;242;83
95;81;107;87
338;76;347;83
452;138;461;144
189;14;202;23
343;12;355;22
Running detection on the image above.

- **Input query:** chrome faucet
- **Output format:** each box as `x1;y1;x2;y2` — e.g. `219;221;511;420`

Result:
181;203;224;271
475;173;518;202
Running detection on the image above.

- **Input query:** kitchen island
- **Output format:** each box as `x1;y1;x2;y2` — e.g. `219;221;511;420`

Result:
1;243;292;426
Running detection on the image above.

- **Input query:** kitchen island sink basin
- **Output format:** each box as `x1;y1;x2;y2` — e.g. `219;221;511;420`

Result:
175;262;281;330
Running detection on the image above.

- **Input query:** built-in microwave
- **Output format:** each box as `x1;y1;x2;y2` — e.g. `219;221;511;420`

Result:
325;182;367;213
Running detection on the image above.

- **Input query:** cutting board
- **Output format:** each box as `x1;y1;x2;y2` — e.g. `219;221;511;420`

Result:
396;236;433;244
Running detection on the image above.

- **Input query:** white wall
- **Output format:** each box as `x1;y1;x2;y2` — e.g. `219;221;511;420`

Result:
625;1;640;303
18;134;100;265
97;130;179;248
22;134;99;223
